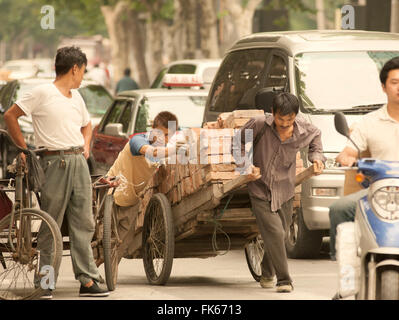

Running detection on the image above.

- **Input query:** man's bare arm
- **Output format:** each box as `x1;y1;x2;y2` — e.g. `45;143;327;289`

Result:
81;121;92;159
4;104;27;149
336;146;358;167
139;144;175;158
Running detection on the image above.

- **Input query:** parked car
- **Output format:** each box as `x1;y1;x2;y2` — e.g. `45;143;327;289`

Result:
90;88;208;174
0;78;113;177
0;59;39;80
202;30;399;258
150;59;221;89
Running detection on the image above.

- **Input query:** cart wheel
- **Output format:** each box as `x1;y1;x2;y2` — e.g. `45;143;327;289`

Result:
244;235;264;282
103;194;118;291
142;193;174;285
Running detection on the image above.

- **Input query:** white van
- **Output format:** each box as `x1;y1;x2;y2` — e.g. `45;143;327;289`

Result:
202;30;399;258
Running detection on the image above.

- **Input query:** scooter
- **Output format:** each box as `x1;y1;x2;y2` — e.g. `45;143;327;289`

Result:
333;112;399;300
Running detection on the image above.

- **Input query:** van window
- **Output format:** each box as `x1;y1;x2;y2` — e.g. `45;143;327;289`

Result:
168;64;196;74
265;55;288;88
101;100;127;132
134;100;150;133
208;49;270;112
295;51;399;113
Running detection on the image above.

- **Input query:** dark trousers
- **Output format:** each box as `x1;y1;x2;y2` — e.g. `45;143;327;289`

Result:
250;196;293;286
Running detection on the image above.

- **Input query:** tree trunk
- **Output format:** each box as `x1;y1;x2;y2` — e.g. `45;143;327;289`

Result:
179;0;197;59
315;0;326;30
101;2;130;84
226;0;262;38
128;11;150;87
199;0;220;58
221;0;262;54
146;17;165;82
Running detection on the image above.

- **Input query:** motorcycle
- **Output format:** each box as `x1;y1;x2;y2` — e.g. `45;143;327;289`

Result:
333;112;399;300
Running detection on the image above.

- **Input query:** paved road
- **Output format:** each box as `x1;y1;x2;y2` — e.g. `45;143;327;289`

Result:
51;240;350;301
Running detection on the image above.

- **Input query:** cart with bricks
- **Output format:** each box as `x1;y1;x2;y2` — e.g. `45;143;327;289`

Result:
117;110;315;285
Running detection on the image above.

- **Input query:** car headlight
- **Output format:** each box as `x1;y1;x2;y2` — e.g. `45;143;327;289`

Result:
323;153;340;169
371;186;399;221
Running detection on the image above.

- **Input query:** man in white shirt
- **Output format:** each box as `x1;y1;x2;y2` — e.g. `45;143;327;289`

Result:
329;56;399;260
4;46;109;298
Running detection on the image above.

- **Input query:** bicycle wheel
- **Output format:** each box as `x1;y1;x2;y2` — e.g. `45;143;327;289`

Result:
0;208;62;300
142;193;174;285
244;235;264;282
103;194;118;291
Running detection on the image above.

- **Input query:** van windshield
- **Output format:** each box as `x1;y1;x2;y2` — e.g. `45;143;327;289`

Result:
295;51;399;113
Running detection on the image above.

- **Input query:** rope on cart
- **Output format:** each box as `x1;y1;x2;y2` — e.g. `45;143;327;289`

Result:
211;194;233;255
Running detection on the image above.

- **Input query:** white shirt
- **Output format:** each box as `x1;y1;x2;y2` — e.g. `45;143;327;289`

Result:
16;83;90;150
347;104;399;161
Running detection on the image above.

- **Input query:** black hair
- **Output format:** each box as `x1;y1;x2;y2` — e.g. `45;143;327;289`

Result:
124;68;131;76
272;92;299;115
153;111;178;132
55;46;87;76
380;56;399;85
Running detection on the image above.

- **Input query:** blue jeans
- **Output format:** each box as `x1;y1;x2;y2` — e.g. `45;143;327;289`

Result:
328;189;368;260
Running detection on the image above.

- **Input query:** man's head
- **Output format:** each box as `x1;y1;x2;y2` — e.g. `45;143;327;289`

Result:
151;111;178;145
380;57;399;105
272;92;299;132
124;68;131;77
55;46;87;88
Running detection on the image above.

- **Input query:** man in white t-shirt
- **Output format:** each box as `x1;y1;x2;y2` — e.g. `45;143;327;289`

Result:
329;56;399;261
4;46;109;298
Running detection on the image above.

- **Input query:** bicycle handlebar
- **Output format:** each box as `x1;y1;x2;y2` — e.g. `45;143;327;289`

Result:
0;129;46;155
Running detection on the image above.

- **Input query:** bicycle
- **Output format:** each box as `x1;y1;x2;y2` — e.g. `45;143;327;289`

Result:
0;129;62;300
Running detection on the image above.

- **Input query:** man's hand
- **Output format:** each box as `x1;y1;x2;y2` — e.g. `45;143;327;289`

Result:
313;160;324;175
336;147;358;167
83;146;90;159
99;176;120;188
245;165;262;181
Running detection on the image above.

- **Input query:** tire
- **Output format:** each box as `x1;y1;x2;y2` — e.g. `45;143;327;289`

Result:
103;194;118;291
0;208;62;300
142;193;174;285
380;269;399;300
286;206;323;259
244;235;264;282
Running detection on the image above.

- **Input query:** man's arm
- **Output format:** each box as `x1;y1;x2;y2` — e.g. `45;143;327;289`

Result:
139;144;175;158
336;146;358;167
307;130;326;175
81;121;92;159
4;104;27;149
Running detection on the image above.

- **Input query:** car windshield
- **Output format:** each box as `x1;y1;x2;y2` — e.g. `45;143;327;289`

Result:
78;85;113;116
143;95;207;129
295;51;399;113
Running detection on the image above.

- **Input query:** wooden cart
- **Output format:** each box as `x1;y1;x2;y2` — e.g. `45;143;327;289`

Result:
108;171;259;286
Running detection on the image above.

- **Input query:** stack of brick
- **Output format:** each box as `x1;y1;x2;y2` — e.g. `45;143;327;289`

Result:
136;109;305;226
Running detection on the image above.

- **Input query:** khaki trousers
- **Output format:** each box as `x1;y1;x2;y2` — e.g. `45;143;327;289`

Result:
36;154;101;286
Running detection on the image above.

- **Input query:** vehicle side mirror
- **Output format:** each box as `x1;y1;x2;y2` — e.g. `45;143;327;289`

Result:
334;112;361;159
334;112;350;138
254;87;284;113
104;123;125;137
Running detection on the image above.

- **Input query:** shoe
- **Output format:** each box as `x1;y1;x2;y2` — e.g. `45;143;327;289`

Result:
39;289;53;300
79;281;109;297
276;284;293;293
260;276;274;288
